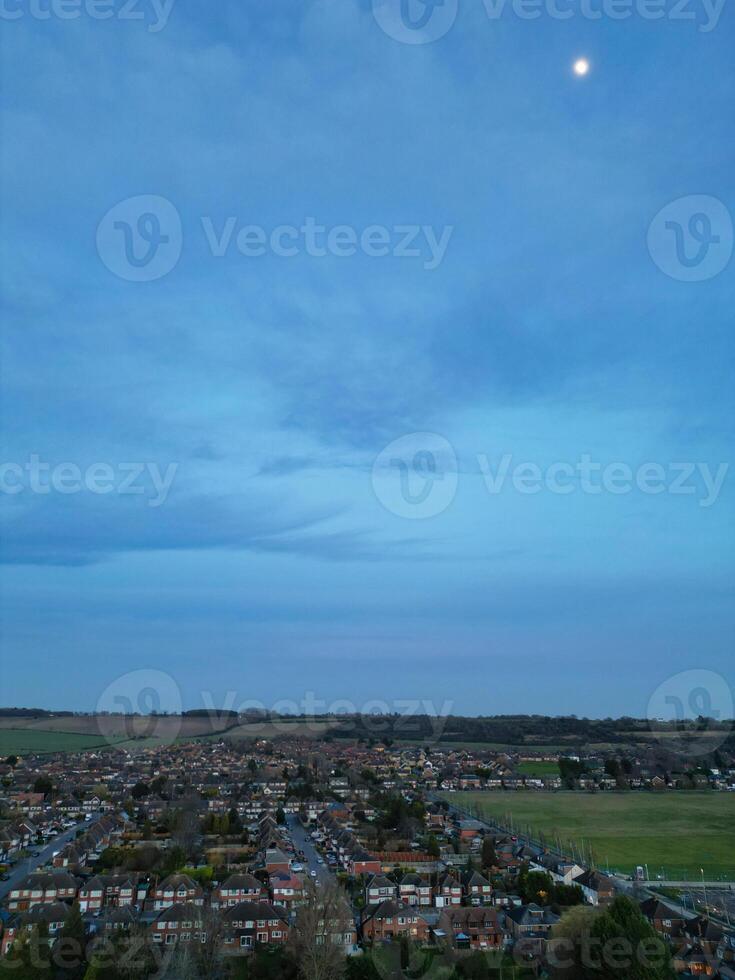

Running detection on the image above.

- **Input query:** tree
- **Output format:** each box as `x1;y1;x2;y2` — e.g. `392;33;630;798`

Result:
276;807;286;825
33;774;52;797
481;835;497;869
131;782;150;800
5;754;18;767
518;868;554;905
584;896;674;979
56;903;88;979
549;904;602;978
289;881;355;980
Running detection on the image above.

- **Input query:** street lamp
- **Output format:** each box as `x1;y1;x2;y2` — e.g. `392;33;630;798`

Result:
701;869;709;918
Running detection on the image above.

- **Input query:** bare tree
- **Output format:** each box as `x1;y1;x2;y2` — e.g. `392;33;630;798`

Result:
290;881;356;980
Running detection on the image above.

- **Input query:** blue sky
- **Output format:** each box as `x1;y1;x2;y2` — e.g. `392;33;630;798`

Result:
1;0;733;717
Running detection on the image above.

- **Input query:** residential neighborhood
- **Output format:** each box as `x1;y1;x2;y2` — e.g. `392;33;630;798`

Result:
0;730;733;977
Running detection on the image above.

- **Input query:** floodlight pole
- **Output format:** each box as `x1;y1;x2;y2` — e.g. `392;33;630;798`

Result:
701;868;709;918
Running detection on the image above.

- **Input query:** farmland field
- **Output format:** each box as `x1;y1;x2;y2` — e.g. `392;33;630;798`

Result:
0;729;127;755
216;720;339;740
0;714;340;755
441;791;735;879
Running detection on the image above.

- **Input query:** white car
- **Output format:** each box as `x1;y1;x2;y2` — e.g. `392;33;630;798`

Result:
310;870;317;877
291;863;304;872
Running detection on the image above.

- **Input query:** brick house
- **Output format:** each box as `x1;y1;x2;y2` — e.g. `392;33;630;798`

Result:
365;874;398;906
220;901;290;952
361;901;429;942
7;870;78;912
150;902;206;947
506;903;560;957
399;873;432;907
463;870;493;905
152;873;203;910
435;873;462;908
1;902;72;955
213;873;266;908
269;871;304;908
638;898;686;938
77;874;142;912
264;848;291;875
349;852;382;876
437;906;506;950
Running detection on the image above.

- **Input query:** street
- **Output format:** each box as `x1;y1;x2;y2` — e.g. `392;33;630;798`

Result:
0;814;101;901
286;815;335;886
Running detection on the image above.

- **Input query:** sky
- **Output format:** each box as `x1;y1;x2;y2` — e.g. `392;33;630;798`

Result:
0;0;733;719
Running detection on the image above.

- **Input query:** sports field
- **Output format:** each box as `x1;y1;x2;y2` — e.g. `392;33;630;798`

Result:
442;791;735;879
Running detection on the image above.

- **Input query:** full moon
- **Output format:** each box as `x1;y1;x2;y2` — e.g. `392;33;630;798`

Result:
573;58;591;76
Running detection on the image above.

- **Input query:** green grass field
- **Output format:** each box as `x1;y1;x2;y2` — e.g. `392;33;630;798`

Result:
517;761;560;777
443;791;735;879
0;729;125;755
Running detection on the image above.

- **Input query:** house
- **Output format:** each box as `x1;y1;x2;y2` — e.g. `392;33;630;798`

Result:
365;874;398;906
1;902;72;955
398;873;432;907
463;870;493;905
77;874;141;912
457;820;484;842
638;898;686;938
506;903;560;948
435;872;462;908
220;901;290;952
264;848;291;875
437;906;506;950
348;850;382;876
672;942;718;976
99;906;139;934
213;873;266;908
152;873;203;910
269;871;304;908
575;870;614;907
294;897;357;952
532;855;584;885
150;902;205;947
7;870;78;912
361;901;429;942
458;775;483;790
